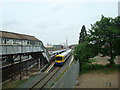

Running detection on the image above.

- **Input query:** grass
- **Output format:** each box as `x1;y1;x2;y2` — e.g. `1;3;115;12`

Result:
80;62;120;74
92;64;120;74
89;59;97;62
79;59;97;74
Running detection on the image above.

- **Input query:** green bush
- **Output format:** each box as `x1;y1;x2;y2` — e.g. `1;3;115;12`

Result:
80;63;92;74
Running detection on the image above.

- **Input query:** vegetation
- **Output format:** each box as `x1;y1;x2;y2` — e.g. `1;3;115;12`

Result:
50;83;55;88
74;16;120;72
89;15;120;64
80;63;120;74
74;42;98;71
78;25;87;44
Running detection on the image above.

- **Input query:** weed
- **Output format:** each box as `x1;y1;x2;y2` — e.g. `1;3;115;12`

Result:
50;83;55;88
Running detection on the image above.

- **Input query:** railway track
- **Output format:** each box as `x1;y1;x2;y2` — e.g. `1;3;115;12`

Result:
1;49;67;83
2;51;72;89
29;54;72;89
30;66;61;89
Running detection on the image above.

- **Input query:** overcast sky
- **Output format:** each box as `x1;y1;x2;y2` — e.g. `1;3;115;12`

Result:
0;0;119;45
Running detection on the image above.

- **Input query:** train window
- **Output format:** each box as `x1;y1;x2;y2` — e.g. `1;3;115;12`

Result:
55;57;62;60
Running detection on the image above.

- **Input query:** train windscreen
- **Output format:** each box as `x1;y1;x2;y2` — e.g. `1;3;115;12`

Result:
55;57;62;60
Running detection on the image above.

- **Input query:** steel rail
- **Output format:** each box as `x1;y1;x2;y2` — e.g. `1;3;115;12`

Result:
30;55;72;89
30;66;61;89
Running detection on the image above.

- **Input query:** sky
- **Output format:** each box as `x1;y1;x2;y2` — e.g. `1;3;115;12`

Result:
0;0;119;45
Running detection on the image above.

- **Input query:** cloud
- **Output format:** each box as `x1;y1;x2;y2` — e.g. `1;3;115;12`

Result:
1;2;117;45
35;22;61;30
2;20;22;27
0;0;119;3
64;24;80;31
51;5;64;13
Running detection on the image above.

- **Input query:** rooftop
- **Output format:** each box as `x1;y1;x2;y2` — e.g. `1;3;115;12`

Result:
0;30;40;41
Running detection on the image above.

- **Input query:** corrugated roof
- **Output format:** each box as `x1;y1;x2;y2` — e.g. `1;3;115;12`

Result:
0;30;40;41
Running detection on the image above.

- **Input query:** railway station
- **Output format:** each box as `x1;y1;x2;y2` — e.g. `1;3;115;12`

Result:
0;30;79;89
0;30;50;82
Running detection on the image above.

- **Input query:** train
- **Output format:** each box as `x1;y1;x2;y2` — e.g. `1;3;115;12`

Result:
49;49;67;61
54;49;72;66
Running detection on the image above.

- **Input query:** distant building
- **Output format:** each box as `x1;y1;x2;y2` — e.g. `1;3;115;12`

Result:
69;44;77;49
53;45;63;49
45;45;53;51
118;1;120;16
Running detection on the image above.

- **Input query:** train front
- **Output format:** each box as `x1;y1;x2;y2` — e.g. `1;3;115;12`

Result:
54;55;64;66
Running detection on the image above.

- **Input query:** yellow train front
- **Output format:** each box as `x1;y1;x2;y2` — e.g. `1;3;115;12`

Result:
54;55;65;66
54;49;71;66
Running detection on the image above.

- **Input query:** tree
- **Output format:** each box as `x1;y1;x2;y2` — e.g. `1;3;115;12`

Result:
78;25;87;44
74;42;98;71
74;42;98;61
112;16;120;55
89;15;120;65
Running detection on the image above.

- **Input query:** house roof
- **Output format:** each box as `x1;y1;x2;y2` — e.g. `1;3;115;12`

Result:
0;30;40;41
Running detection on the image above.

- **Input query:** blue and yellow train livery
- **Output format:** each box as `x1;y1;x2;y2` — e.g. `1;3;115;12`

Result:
54;49;71;66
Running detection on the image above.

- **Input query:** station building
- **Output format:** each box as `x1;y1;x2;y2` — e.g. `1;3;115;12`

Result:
0;30;51;81
53;45;64;49
0;30;50;68
0;31;44;54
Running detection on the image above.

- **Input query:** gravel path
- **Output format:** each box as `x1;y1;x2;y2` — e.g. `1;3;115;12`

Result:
91;56;119;65
75;72;119;88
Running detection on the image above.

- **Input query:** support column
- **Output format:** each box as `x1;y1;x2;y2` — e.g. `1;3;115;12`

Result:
19;54;22;80
10;55;14;80
26;54;29;75
38;58;40;70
